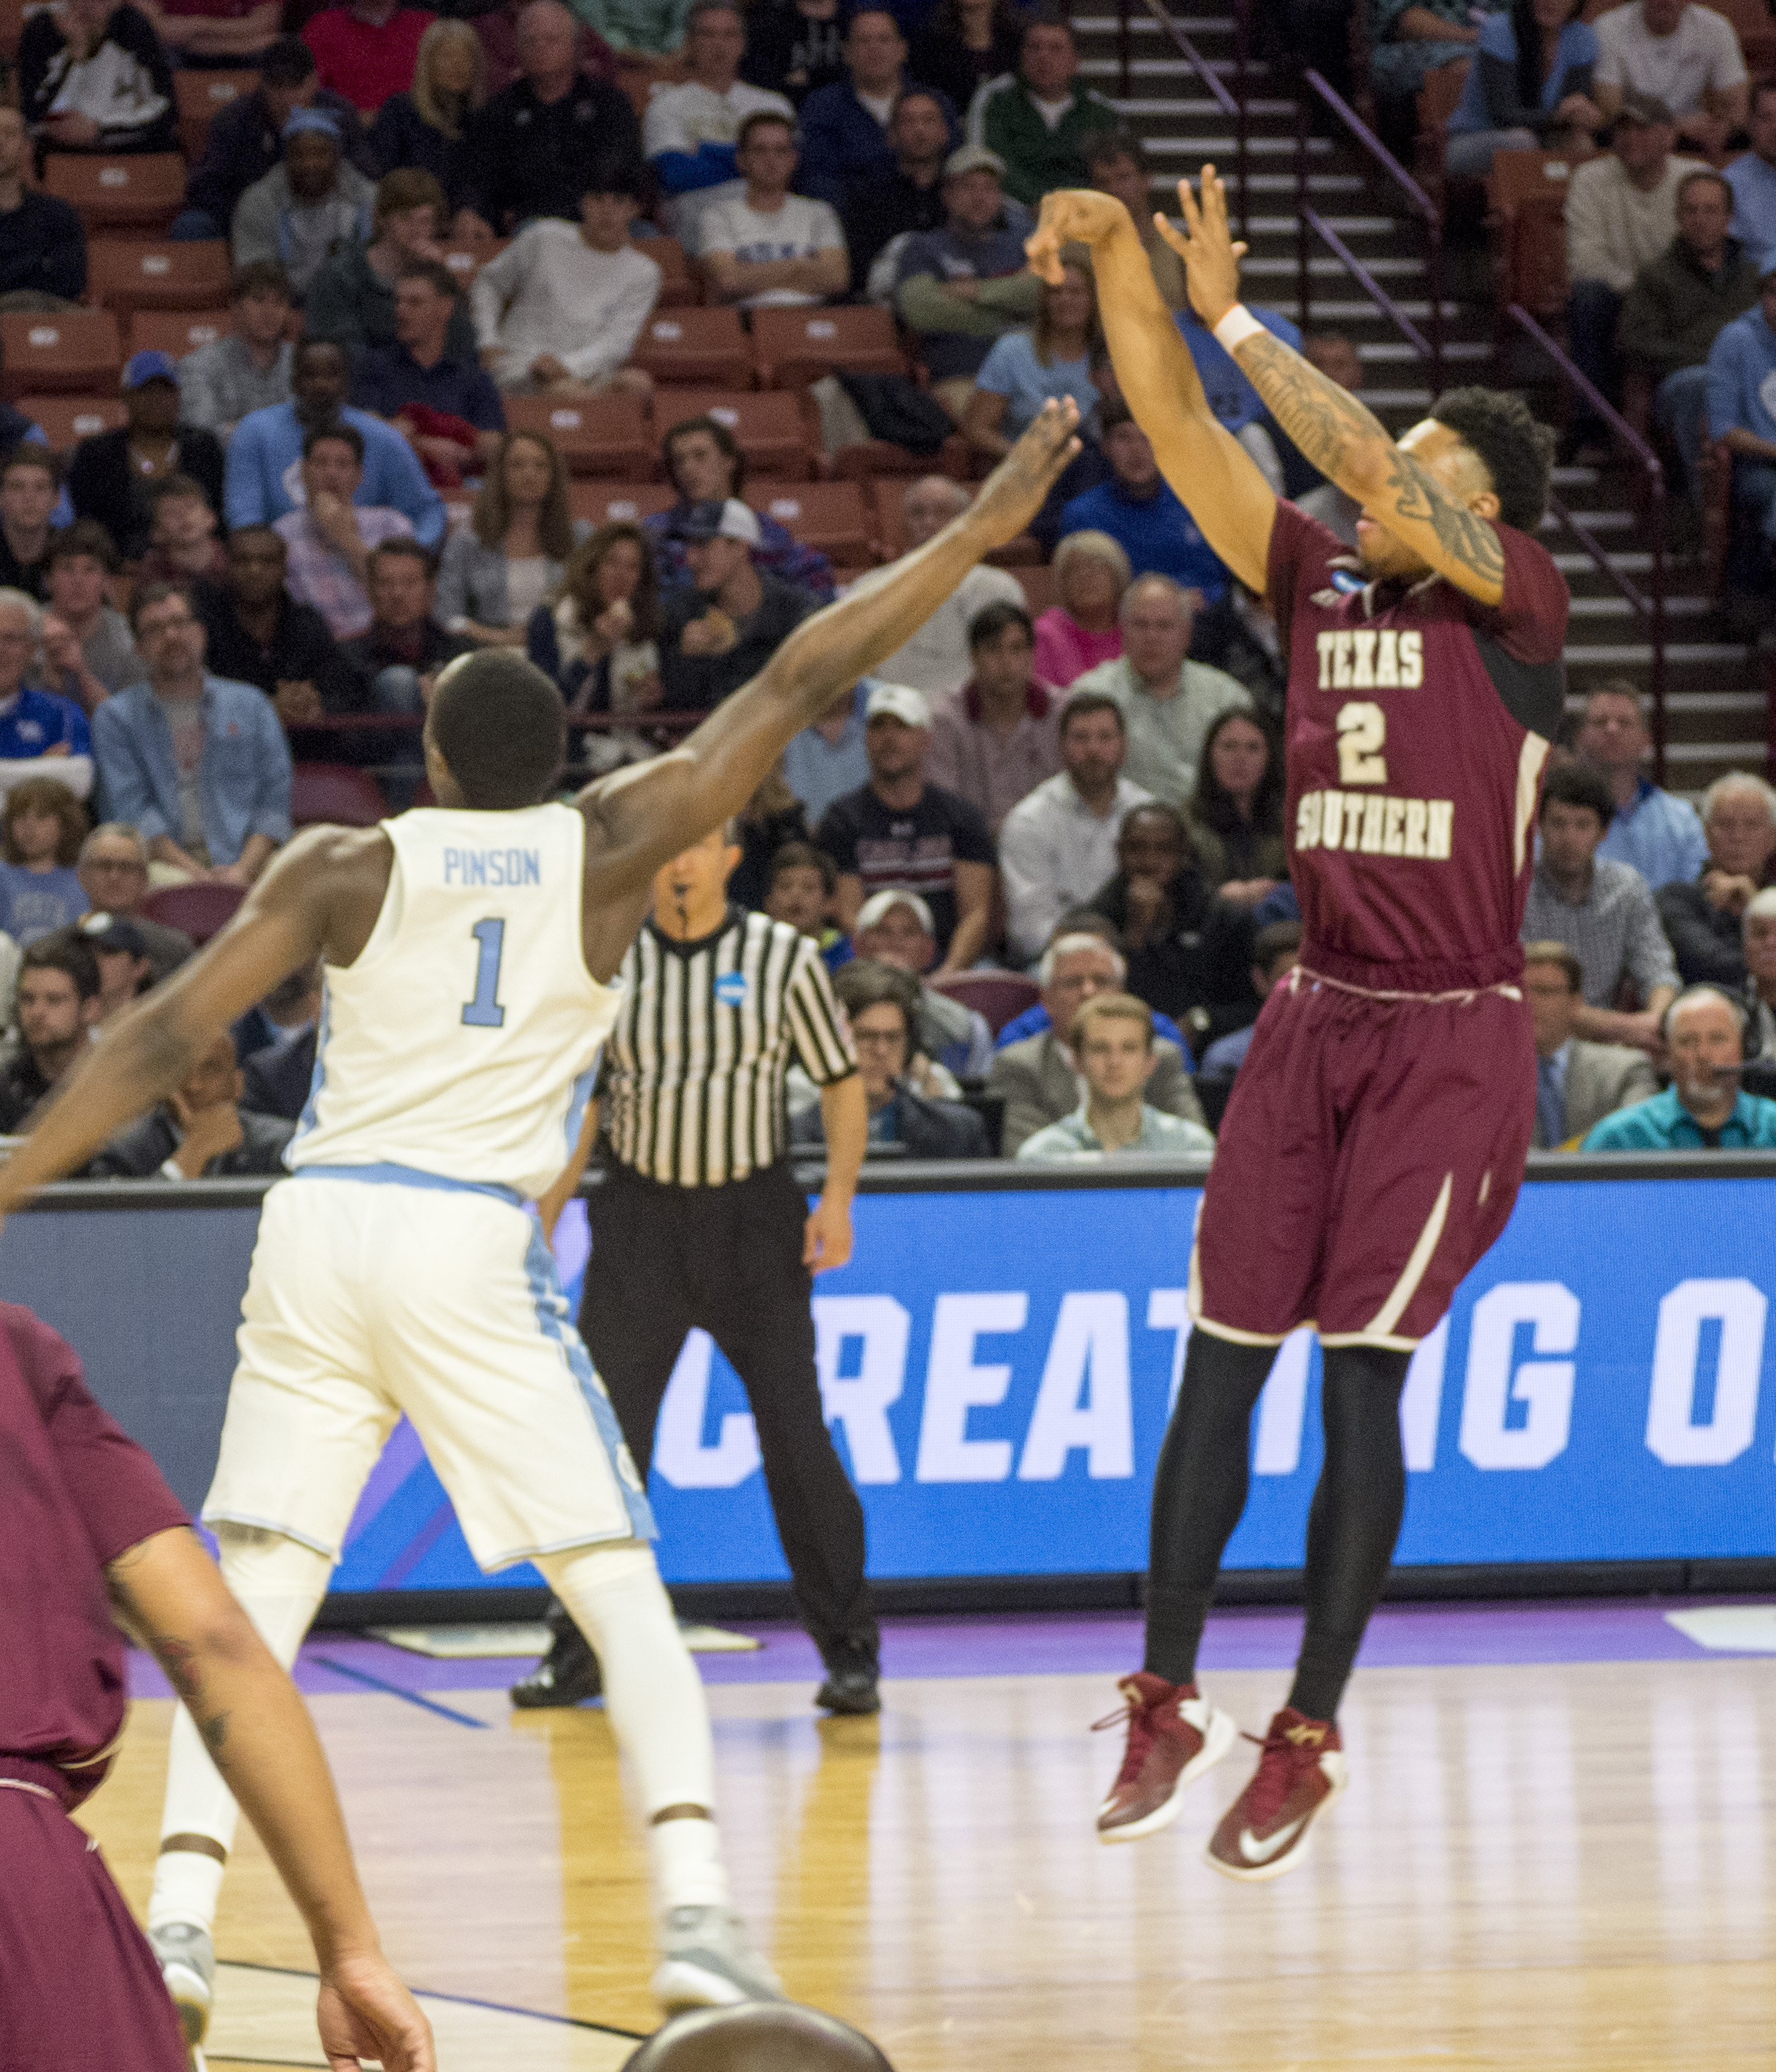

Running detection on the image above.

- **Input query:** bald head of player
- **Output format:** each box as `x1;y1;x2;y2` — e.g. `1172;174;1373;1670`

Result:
1355;386;1556;586
622;2003;896;2072
424;650;568;811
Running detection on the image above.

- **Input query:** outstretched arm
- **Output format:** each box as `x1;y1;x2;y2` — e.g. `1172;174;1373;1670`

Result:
0;830;357;1211
576;404;1082;964
1026;190;1275;594
1157;167;1504;606
107;1528;435;2072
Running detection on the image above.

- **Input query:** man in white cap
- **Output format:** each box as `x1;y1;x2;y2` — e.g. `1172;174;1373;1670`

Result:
815;680;996;972
660;497;818;712
853;885;994;1077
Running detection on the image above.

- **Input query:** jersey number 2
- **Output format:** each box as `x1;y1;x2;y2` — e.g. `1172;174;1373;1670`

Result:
461;917;507;1028
1336;701;1388;786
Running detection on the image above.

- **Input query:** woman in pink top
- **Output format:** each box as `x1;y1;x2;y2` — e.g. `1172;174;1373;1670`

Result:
1032;527;1128;686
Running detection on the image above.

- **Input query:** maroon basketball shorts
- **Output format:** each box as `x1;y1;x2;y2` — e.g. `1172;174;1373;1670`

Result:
1190;966;1536;1350
0;1773;188;2072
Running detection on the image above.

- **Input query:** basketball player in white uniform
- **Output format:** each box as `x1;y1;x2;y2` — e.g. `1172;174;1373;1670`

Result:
0;403;1080;2049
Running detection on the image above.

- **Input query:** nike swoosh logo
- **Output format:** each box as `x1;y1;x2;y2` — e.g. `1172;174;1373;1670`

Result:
1239;1818;1307;1864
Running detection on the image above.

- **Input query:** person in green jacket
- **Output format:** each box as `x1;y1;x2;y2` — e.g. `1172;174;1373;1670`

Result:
964;7;1119;210
1617;167;1761;489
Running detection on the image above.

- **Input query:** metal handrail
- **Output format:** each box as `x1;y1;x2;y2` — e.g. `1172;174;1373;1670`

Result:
1507;303;1669;781
1132;0;1249;240
1295;67;1444;391
1301;206;1433;363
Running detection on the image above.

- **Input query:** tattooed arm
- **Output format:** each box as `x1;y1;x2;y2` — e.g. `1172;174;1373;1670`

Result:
1026;189;1275;594
1156;166;1506;608
105;1528;436;2072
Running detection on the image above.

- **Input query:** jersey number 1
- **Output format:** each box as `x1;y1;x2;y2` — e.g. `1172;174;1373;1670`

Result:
461;917;507;1028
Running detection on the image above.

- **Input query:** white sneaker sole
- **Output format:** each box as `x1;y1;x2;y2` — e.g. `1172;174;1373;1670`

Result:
1204;1765;1348;1883
160;1960;213;2047
1098;1704;1239;1845
651;1955;782;2015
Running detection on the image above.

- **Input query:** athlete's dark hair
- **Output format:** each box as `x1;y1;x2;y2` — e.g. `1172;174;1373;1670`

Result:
429;651;566;809
1428;387;1556;533
1539;761;1615;828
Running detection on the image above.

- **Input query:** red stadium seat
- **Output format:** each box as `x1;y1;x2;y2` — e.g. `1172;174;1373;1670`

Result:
43;154;187;230
88;238;232;313
628;306;752;389
568;479;674;526
745;481;875;568
291;763;389;828
17;394;126;450
503;394;654;478
750;306;906;390
139;881;245;946
0;311;123;397
642;235;698;309
653;390;817;479
174;69;258;160
126;308;232;359
928;970;1040;1035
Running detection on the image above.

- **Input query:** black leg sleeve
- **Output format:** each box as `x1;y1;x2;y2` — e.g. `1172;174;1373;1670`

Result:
1142;1331;1279;1685
1287;1343;1413;1722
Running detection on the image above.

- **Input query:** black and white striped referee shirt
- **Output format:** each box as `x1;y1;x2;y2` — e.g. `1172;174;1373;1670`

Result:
603;907;858;1187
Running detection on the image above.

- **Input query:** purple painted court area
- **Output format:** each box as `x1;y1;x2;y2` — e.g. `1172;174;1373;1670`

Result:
128;1598;1745;1704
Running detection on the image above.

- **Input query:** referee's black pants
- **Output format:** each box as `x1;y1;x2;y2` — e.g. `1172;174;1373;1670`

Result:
578;1158;879;1665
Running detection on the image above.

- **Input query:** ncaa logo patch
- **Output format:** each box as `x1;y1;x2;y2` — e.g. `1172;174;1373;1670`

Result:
714;971;749;1006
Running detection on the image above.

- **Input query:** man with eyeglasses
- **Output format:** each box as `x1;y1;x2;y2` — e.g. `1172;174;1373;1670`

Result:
75;825;194;981
89;586;291;889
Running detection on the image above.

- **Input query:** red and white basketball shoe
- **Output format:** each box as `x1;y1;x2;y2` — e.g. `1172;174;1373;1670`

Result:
1205;1706;1347;1882
1094;1672;1238;1844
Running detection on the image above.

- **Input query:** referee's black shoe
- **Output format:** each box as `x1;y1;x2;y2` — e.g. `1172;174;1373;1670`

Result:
815;1644;881;1716
511;1617;602;1708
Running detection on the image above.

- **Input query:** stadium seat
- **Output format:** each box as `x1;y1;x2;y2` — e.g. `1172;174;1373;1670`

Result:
126;308;232;359
654;390;817;478
750;306;906;389
1488;150;1573;321
18;394;127;450
43;154;186;230
746;481;875;568
614;53;686;121
291;763;389;829
439;240;508;288
0;311;123;397
139;880;244;945
0;0;22;56
88;238;232;313
568;479;675;526
1705;0;1776;71
644;236;698;309
502;393;655;477
174;69;258;160
628;306;752;388
830;433;971;487
928;970;1040;1035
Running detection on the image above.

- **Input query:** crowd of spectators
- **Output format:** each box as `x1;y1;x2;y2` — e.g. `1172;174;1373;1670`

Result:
0;0;1760;1175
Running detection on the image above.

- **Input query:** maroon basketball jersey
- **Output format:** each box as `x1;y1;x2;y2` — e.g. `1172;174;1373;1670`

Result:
1267;499;1569;991
0;1305;186;1802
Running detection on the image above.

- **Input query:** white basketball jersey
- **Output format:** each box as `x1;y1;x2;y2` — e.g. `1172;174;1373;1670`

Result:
288;803;621;1198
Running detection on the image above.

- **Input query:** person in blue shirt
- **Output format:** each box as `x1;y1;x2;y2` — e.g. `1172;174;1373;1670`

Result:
964;257;1102;465
0;773;89;944
1584;984;1776;1148
1706;258;1776;597
795;10;956;208
1725;77;1776;272
0;590;90;765
224;337;446;548
1576;679;1708;890
349;260;507;484
1444;0;1602;180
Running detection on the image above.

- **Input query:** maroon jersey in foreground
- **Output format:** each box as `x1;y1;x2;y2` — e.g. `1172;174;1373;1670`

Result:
0;1304;192;2072
1269;499;1568;990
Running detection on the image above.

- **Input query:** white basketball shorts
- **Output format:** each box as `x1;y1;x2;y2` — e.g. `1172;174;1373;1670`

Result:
204;1169;654;1571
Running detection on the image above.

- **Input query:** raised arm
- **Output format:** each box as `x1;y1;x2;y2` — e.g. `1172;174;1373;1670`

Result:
0;829;367;1211
576;403;1081;968
107;1527;435;2072
1025;189;1275;594
1155;167;1504;606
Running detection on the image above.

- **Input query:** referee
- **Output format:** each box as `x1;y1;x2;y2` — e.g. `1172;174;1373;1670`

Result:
513;821;880;1715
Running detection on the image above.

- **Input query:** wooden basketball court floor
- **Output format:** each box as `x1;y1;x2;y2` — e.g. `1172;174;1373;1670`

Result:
83;1601;1776;2072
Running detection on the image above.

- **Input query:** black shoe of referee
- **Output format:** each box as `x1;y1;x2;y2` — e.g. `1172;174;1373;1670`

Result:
511;1621;602;1708
815;1644;881;1716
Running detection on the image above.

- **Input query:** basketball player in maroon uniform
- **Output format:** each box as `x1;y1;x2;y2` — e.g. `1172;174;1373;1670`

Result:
1028;171;1568;1880
0;1300;432;2069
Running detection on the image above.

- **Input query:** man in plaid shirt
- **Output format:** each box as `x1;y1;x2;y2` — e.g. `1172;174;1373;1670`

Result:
272;423;413;640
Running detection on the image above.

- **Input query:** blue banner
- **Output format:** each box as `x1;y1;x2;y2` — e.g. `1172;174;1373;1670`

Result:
326;1173;1776;1591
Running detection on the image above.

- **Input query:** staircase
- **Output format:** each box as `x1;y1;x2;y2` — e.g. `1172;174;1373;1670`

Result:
1069;3;1769;798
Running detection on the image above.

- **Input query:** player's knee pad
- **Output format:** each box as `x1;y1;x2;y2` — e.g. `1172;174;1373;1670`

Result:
214;1523;332;1667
